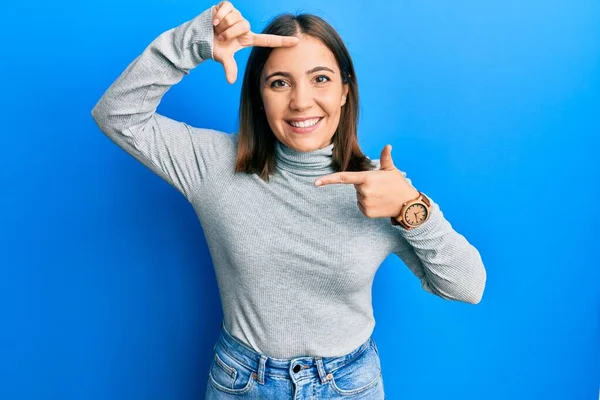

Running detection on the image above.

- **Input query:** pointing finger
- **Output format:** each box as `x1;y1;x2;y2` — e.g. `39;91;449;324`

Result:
250;33;300;48
315;172;367;187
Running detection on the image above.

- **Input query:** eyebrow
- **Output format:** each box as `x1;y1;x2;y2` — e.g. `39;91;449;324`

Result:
264;66;336;81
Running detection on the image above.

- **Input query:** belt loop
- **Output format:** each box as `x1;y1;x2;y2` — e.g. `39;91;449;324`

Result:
315;357;328;384
257;355;268;385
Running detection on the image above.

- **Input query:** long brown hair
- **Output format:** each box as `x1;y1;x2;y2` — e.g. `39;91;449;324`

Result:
235;13;374;181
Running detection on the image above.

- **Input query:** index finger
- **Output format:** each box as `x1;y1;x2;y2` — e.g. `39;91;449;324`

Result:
250;33;300;48
315;172;367;187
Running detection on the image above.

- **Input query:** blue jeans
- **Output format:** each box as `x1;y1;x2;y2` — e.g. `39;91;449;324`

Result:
205;322;385;399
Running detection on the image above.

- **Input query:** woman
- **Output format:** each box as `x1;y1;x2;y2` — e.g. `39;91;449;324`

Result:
91;1;487;398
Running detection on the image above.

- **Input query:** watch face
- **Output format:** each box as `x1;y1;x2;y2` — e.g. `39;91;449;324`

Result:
404;204;428;226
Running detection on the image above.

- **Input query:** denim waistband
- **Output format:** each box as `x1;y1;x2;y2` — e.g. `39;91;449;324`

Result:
214;321;374;383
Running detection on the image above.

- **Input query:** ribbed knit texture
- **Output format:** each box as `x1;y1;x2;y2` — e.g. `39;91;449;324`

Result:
91;7;486;358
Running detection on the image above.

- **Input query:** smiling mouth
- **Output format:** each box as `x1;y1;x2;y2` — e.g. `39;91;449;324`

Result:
285;117;324;128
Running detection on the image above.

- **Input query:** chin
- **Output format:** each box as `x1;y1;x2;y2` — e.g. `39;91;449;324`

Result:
279;131;334;153
283;137;332;152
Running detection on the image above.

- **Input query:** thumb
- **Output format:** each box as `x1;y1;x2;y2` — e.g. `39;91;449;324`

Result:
379;144;395;170
222;55;238;84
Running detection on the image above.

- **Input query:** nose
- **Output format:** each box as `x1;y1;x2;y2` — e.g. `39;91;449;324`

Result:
289;83;314;112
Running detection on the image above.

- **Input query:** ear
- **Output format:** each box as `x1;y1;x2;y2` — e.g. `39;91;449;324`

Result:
341;84;349;106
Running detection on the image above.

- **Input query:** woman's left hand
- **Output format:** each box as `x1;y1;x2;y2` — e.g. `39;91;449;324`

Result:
314;145;420;219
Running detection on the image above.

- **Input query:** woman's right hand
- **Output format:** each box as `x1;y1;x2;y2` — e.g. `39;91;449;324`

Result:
211;1;299;84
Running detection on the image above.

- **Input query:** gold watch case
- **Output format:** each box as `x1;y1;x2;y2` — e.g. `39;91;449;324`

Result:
390;191;432;230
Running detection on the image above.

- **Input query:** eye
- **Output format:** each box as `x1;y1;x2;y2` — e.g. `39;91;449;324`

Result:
270;79;289;88
315;75;331;83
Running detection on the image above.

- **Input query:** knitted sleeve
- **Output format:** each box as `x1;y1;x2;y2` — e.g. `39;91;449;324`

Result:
91;7;231;202
371;159;487;304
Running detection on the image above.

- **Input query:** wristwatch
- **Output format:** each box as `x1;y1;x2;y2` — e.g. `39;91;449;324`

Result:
390;191;432;230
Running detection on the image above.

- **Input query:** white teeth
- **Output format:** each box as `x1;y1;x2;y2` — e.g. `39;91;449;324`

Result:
289;118;321;128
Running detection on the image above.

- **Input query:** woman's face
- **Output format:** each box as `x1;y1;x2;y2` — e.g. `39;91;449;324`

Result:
260;35;349;153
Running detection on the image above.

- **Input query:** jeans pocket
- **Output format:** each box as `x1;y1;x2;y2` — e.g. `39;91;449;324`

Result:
208;345;256;395
328;341;382;396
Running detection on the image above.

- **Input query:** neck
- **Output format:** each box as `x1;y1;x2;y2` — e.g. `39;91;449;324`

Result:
274;140;336;177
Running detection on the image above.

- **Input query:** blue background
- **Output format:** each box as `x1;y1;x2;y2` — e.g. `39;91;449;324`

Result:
1;0;598;399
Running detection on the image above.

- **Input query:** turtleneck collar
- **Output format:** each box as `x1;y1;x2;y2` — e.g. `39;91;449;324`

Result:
274;140;336;177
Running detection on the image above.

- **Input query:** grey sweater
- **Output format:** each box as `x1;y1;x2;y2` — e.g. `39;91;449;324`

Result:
91;7;486;358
